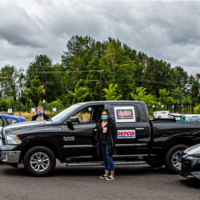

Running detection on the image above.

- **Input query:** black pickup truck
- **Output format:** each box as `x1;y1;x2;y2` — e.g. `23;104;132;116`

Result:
1;100;200;176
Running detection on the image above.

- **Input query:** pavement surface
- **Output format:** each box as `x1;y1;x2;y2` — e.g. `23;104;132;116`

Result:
0;161;200;200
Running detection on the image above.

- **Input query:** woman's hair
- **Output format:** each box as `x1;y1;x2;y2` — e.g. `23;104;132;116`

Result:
97;109;112;123
37;106;44;111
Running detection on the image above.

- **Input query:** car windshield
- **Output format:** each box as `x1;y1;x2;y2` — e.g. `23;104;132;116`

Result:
51;104;81;122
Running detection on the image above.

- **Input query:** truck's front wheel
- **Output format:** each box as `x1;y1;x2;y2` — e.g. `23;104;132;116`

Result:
165;144;188;174
23;146;56;176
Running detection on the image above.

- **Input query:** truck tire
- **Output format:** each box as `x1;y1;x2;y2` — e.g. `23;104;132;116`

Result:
165;144;188;174
23;146;56;176
146;161;163;168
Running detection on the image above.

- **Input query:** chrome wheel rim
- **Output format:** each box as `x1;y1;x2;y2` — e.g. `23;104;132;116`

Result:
30;152;50;172
172;150;183;169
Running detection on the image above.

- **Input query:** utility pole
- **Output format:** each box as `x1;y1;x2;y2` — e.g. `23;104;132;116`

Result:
19;92;21;116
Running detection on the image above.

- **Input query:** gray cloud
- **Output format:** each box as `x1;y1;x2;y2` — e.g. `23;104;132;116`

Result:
1;1;200;75
0;3;47;47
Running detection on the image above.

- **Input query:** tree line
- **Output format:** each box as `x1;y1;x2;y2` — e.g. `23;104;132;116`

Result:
0;35;199;112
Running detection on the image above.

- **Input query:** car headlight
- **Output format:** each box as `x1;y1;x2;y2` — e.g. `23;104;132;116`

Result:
6;134;22;145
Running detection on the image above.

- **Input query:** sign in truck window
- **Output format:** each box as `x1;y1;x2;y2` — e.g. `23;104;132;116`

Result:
114;106;136;122
117;130;136;139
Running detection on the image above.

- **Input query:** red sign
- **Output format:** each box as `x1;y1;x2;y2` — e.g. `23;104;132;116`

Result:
117;130;136;138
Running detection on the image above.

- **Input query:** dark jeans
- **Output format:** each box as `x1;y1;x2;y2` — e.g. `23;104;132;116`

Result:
101;140;115;172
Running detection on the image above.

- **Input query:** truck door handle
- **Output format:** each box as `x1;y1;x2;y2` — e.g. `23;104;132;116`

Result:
136;128;145;130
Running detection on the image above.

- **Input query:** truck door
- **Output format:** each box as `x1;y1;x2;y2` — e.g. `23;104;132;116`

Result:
110;104;150;156
61;105;104;158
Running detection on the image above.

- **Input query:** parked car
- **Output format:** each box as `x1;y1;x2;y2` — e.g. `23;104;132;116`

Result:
178;144;200;180
168;113;185;120
1;100;200;176
0;115;26;161
153;111;169;118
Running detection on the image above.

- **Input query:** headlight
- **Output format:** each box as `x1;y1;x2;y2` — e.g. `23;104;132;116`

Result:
6;135;22;145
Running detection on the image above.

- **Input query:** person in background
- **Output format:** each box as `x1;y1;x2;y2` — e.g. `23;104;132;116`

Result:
95;109;117;181
32;106;49;121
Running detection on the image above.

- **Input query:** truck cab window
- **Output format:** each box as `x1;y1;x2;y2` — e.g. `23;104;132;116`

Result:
73;107;92;123
135;106;140;122
72;105;104;123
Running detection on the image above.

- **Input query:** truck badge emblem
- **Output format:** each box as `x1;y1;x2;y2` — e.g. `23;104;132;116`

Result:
63;136;75;141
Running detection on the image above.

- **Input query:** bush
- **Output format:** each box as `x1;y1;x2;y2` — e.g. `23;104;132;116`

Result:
194;105;200;114
0;99;8;111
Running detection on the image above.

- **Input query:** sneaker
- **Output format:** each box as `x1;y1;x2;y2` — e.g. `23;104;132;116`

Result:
100;174;108;179
106;176;115;181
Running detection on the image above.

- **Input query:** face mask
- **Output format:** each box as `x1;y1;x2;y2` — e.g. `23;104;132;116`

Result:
38;111;43;115
101;116;108;120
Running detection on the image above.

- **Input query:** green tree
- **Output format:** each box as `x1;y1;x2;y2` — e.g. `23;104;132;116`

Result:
131;87;158;106
68;79;91;104
159;88;176;106
26;55;64;102
188;74;200;105
61;35;96;68
62;36;98;93
142;58;175;97
24;76;45;106
0;98;8;111
99;38;136;99
171;87;192;104
0;65;25;100
103;84;122;100
171;66;188;93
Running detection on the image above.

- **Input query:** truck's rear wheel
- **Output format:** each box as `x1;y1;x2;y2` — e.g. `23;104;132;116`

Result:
23;146;56;176
165;144;188;173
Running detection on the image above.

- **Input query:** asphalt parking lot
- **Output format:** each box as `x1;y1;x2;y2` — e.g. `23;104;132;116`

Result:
0;161;200;200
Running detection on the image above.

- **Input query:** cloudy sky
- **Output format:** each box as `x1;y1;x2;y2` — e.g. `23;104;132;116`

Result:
1;0;200;75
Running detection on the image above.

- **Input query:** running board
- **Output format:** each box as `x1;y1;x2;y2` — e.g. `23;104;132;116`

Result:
66;161;146;167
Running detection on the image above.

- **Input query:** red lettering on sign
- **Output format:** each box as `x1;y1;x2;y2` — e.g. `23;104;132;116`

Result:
118;132;123;136
118;111;131;115
117;131;135;137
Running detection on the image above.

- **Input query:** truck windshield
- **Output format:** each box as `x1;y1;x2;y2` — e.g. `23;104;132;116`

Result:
51;104;81;122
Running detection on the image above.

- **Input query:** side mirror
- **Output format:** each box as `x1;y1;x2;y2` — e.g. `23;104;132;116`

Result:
67;116;80;130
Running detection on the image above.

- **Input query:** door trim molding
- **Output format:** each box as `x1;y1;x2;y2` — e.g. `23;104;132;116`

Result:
115;143;147;147
63;145;94;148
64;143;147;148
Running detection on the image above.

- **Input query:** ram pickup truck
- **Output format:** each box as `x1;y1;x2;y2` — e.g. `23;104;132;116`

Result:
1;100;200;176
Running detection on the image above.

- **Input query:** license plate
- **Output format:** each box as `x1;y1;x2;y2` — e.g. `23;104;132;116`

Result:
178;162;182;170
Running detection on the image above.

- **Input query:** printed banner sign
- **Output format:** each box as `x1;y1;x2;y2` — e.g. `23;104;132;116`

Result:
8;109;12;113
117;130;136;139
114;106;135;122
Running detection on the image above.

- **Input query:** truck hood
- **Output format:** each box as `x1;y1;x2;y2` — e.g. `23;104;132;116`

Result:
3;120;55;134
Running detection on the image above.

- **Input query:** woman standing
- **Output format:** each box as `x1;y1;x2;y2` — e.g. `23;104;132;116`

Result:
95;109;117;181
31;106;49;121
